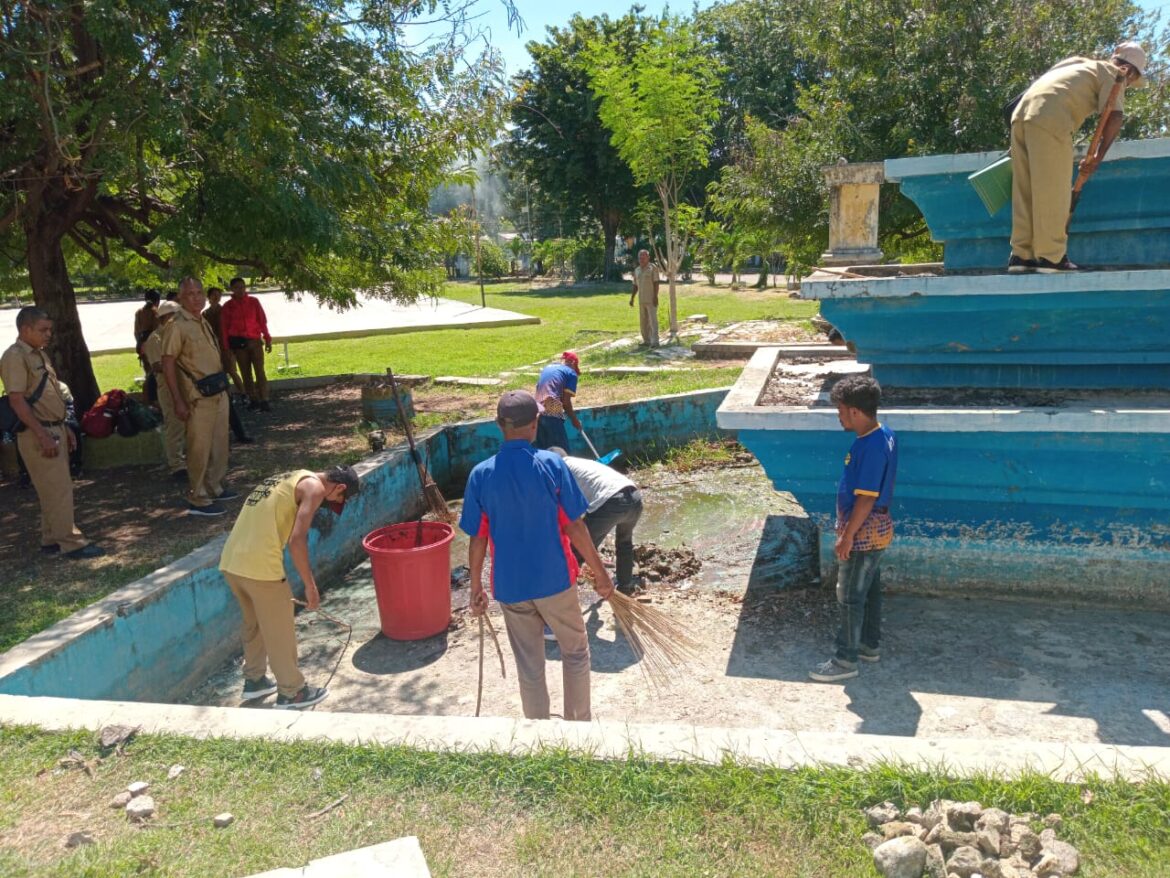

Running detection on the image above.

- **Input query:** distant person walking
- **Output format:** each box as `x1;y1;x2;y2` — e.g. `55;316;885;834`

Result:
810;375;898;683
1008;42;1146;273
534;351;582;452
219;465;360;709
219;277;272;412
462;390;614;721
1;307;104;559
551;448;643;595
133;289;160;373
629;249;661;347
143;301;186;480
161;277;234;516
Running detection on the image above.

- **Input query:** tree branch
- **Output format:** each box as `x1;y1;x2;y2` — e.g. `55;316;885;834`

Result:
190;246;272;274
0;205;19;235
85;202;170;270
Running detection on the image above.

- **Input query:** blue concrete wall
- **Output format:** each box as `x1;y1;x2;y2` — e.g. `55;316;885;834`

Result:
888;140;1170;271
0;388;730;703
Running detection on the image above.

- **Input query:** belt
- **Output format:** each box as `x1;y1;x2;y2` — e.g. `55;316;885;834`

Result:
38;419;65;428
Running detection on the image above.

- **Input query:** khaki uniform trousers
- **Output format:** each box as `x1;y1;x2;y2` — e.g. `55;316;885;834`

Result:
234;339;268;403
1010;120;1075;264
638;300;660;347
156;378;186;473
223;572;305;697
184;391;229;507
499;585;591;721
16;426;87;552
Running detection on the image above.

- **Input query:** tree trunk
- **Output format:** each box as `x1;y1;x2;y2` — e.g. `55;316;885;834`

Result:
660;196;679;340
754;257;769;289
600;209;622;282
25;213;101;413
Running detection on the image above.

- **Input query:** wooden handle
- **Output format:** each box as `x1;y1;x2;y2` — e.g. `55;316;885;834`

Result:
1072;73;1125;196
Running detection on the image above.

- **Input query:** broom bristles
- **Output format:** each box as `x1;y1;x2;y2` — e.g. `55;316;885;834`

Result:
608;590;700;687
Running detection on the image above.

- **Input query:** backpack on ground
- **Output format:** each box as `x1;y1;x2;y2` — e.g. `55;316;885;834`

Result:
125;396;161;432
81;389;128;439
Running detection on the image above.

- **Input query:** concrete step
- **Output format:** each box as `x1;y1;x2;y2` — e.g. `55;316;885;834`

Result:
692;341;847;360
243;836;430;877
433;376;502;387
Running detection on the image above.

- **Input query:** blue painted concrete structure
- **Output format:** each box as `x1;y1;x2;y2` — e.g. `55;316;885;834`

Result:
886;138;1170;272
0;389;728;703
805;269;1170;388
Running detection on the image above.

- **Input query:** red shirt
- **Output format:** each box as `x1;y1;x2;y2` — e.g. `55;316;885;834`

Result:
219;294;271;346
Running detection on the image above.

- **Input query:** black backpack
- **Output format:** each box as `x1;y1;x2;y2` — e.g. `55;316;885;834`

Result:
0;371;51;437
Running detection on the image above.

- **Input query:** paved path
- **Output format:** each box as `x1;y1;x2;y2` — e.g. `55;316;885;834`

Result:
45;292;539;355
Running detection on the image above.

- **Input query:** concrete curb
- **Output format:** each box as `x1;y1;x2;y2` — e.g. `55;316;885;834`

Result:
2;694;1166;782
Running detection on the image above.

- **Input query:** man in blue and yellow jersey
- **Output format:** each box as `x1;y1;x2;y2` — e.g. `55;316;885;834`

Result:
810;375;898;684
219;465;361;709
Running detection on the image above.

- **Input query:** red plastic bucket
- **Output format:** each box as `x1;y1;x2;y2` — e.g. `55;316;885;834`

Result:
362;521;455;640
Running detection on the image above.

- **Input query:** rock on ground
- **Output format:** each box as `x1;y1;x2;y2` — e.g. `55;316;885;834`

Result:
109;791;132;809
866;801;902;828
64;831;95;848
167;764;185;780
127;780;149;797
945;844;984;878
873;836;928;878
213;812;234;828
125;795;155;821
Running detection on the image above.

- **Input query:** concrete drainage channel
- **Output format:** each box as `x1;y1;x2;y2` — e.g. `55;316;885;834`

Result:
1;386;1169;791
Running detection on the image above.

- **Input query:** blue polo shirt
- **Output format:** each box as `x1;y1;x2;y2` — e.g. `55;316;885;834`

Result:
459;439;589;603
837;423;898;524
534;363;578;418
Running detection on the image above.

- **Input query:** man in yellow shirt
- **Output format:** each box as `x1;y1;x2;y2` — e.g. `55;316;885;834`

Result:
219;464;361;709
1008;42;1146;273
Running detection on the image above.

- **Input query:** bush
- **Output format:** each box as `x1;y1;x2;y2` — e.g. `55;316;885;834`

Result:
475;240;510;278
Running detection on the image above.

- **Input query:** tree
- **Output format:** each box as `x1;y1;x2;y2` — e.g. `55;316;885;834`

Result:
504;12;649;283
1;1;508;409
588;15;721;339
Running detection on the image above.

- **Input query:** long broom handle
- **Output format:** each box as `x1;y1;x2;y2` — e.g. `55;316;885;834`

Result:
1069;73;1125;216
580;429;601;459
387;369;429;489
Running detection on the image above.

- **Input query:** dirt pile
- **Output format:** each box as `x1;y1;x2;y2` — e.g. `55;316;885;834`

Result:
634;544;702;584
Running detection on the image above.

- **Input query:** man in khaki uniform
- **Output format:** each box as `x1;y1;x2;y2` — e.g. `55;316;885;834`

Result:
143;300;185;480
1009;42;1146;273
219;464;360;709
161;277;234;516
629;249;661;347
0;308;104;559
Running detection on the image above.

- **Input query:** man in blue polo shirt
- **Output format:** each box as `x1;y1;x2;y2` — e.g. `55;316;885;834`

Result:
810;374;898;683
534;351;582;452
461;389;615;721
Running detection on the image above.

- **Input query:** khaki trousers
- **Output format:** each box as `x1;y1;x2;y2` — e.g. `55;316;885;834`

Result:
17;426;87;552
156;379;186;473
222;350;245;396
234;338;268;402
223;572;305;697
1010;120;1074;264
184;392;229;507
500;586;591;721
638;300;660;347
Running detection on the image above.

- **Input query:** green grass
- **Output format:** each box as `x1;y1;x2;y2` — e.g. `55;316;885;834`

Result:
92;280;816;391
1;726;1168;876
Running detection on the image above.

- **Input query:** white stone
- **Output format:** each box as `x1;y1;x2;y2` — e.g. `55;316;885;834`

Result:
866;800;902;827
945;845;984;877
167;764;185;780
127;780;149;797
125;795;155;821
213;812;234;828
109;791;132;809
873;836;928;878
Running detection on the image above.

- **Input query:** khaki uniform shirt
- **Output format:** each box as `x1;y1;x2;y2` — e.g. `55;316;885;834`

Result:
0;339;68;423
1014;57;1126;137
143;329;165;372
220;470;316;581
633;263;660;304
161;308;223;404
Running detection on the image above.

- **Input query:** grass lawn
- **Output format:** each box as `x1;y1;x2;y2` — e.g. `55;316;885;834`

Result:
2;727;1168;877
91;280;817;391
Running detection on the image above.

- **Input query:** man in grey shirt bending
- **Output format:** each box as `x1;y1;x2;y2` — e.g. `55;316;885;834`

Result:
551;448;643;595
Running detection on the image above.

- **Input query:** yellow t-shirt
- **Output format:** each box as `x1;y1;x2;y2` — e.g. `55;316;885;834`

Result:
220;470;316;581
1014;57;1126;137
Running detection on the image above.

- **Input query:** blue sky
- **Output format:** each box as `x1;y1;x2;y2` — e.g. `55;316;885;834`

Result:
461;0;1165;78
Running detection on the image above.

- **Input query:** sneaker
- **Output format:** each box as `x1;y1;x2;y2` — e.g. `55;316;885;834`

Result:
274;685;329;710
64;544;106;560
170;469;188;482
40;544;59;556
1007;254;1037;273
809;658;859;683
242;675;278;700
543;624;557;642
217;488;240;501
1036;256;1079;273
858;646;881;663
187;502;227;517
